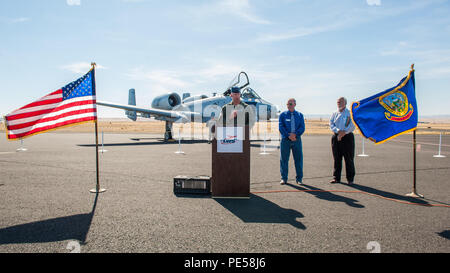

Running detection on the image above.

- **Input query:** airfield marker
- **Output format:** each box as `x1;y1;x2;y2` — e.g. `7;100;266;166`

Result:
16;139;27;152
99;131;108;153
175;126;185;155
259;124;270;155
433;132;446;158
358;137;369;157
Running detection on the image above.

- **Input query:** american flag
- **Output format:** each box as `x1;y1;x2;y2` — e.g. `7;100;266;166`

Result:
4;69;97;140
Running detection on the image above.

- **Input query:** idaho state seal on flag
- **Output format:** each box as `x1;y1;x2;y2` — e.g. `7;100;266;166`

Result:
351;66;418;144
380;90;414;122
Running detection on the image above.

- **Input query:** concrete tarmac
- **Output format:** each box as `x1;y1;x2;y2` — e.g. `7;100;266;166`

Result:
0;132;449;253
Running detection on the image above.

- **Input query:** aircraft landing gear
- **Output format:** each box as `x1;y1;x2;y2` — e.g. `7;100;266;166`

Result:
207;120;216;144
165;121;175;142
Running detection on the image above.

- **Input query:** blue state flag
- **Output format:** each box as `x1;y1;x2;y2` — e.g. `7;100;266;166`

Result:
351;66;418;144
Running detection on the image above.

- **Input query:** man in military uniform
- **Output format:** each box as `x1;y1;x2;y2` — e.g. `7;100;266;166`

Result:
218;86;255;128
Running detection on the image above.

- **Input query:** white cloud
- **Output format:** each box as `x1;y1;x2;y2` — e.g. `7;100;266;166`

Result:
379;41;414;56
0;17;31;24
61;62;106;74
125;68;189;89
123;61;248;96
257;24;340;42
67;0;81;6
11;17;30;23
366;0;381;6
219;0;271;25
258;0;440;44
198;62;243;79
421;66;450;79
189;0;271;25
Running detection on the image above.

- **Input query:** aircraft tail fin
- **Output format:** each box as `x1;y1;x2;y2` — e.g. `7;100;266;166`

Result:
126;88;137;121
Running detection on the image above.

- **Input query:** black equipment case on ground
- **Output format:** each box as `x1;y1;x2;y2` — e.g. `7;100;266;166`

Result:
173;175;211;195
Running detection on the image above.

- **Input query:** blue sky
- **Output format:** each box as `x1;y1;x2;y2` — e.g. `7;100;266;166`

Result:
1;0;450;118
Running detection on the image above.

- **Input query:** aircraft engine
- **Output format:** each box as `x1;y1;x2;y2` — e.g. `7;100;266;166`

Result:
151;92;182;110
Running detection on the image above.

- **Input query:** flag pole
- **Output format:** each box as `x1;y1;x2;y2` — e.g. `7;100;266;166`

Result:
406;64;423;198
406;130;423;198
90;62;106;194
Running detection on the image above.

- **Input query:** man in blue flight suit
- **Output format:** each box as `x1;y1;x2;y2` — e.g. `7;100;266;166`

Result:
279;98;305;185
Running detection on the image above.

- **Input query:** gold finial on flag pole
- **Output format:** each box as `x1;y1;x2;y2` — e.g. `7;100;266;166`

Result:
411;63;414;70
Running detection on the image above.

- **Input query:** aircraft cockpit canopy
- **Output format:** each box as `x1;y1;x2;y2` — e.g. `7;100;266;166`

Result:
223;71;250;96
241;87;262;101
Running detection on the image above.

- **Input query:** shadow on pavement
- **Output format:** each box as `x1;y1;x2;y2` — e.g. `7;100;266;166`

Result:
286;183;365;208
437;230;449;240
0;194;99;245
215;194;306;229
174;193;211;199
345;183;430;206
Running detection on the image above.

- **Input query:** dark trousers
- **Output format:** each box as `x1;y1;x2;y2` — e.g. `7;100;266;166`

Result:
331;132;355;182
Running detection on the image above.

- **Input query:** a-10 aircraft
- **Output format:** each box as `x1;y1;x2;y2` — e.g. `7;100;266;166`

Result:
96;72;279;141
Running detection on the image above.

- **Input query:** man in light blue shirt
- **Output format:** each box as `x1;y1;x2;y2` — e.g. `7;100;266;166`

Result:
329;97;356;184
279;98;305;185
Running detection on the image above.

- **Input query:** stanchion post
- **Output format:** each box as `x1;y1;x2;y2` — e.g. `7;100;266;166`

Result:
433;132;446;158
358;136;369;157
175;125;185;155
17;139;28;152
259;121;270;155
99;130;108;153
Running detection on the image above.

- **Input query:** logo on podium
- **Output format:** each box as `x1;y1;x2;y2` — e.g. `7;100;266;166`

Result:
217;127;243;153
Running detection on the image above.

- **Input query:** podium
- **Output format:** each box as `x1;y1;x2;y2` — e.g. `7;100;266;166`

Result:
212;126;250;198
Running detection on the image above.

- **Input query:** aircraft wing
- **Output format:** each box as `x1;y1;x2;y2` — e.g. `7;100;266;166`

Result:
96;100;200;122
